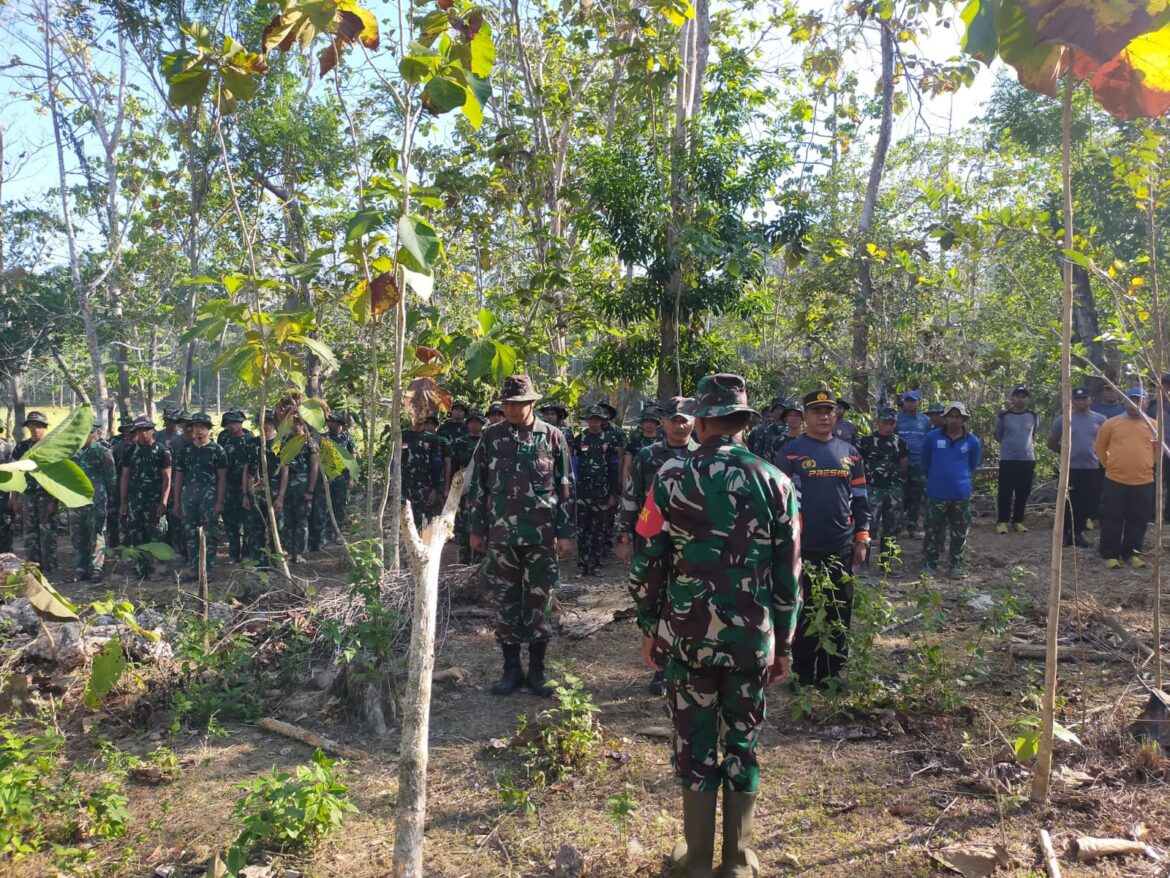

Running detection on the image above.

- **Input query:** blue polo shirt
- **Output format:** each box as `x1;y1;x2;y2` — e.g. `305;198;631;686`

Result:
921;427;982;501
895;411;932;466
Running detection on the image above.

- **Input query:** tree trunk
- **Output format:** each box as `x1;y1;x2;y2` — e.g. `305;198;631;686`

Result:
9;374;25;441
49;345;92;406
850;21;895;413
1071;264;1105;392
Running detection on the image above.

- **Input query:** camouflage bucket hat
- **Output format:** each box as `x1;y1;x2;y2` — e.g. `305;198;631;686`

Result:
189;411;213;427
877;407;897;420
23;410;49;427
174;410;192;423
639;405;662;423
118;414;136;429
501;374;541;402
662;396;696;419
326;409;344;423
450;400;469;413
584;405;606;420
595;402;617;420
132;416;157;431
465;408;487;424
926;402;945;414
486;402;504;415
162;407;179;420
221;409;245;426
539;400;568;416
693;374;757;418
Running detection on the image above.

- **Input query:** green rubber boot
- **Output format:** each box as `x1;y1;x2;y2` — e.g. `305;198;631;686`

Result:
669;787;717;878
718;786;759;878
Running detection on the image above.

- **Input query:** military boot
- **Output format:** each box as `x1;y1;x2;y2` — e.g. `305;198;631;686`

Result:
525;641;555;697
490;644;524;695
669;787;717;878
718;786;759;878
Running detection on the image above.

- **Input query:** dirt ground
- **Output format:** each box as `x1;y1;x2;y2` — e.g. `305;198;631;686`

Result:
4;508;1170;878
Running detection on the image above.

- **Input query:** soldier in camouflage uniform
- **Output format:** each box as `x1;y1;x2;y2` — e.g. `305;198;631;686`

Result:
629;374;800;878
745;396;785;459
312;411;356;548
486;402;504;425
280;417;318;563
594;402;623;560
106;414;136;550
469;375;575;697
927;401;946;429
216;410;253;562
858;408;908;572
120;417;173;577
447;408;485;564
402;415;444;528
12;411;59;572
243;410;288;566
172;412;226;579
539;401;573;446
617;396;698;694
167;411;193;560
772;400;804;453
437;401;469;445
72;420;116;580
572;406;621;575
622;404;663;486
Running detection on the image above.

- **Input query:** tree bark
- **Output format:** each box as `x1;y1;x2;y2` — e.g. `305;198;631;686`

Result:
9;374;24;441
851;21;895;413
49;345;92;406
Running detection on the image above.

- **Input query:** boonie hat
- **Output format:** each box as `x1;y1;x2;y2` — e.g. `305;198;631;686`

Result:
466;408;487;424
162;407;179;420
486;402;504;416
132;416;157;431
877;407;897;420
189;411;213;427
694;374;757;418
501;375;541;402
802;389;837;410
221;410;245;425
595;402;618;421
585;405;605;420
326;410;344;424
662;397;696;419
23;411;49;427
836;398;852;410
944;401;970;417
780;399;804;416
450;400;469;413
926;402;945;414
639;405;662;423
118;414;136;430
174;410;192;423
539;401;569;417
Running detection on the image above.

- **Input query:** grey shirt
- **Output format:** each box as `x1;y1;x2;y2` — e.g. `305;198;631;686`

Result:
994;409;1038;461
1048;410;1107;469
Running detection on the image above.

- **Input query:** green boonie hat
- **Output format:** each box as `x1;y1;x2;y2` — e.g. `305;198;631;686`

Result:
501;374;541;402
927;402;945;414
585;405;605;419
693;374;757;418
132;416;157;431
944;401;970;417
466;408;487;424
174;410;191;423
802;389;837;410
595;402;617;421
639;405;662;423
189;411;213;427
539;400;568;416
877;407;897;420
768;396;787;410
450;400;469;412
118;414;136;429
326;410;344;423
221;410;245;426
162;407;179;420
486;402;504;416
23;411;49;427
263;409;276;421
662;396;696;418
779;400;804;416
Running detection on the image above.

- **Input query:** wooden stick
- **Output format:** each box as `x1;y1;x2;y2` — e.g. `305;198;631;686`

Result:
1088;606;1155;659
257;717;366;761
198;526;208;622
1010;644;1115;662
1038;829;1062;878
1071;837;1150;862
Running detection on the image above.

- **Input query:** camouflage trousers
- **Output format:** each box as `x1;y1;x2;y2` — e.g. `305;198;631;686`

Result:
453;506;483;566
105;496;122;550
221;485;246;561
923;498;972;570
903;464;926;533
665;659;768;793
404;485;435;529
244;493;278;566
0;493;12;553
181;487;220;572
167;510;186;561
22;493;59;572
282;484;310;557
869;483;905;561
125;504;162;575
71;506;107;577
484;543;560;644
577;497;611;570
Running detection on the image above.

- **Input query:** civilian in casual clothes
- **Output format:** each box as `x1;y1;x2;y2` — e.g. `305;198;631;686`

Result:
1093;383;1128;419
1047;388;1106;548
895;390;932;538
832;399;860;445
994;385;1039;534
775;389;870;689
1096;387;1157;569
921;402;982;578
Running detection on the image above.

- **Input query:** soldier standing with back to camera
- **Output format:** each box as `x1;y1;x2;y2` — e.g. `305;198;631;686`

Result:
573;405;621;576
629;374;801;878
447;408;486;564
120;417;172;578
217;411;253;562
469;375;575;698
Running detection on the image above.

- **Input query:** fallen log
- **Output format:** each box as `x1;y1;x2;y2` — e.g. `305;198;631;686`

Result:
1009;642;1116;662
1087;606;1156;660
257;717;367;761
1038;829;1062;878
1071;837;1152;862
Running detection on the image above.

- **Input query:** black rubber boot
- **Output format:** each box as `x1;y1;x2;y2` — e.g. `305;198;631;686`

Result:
525;641;554;697
669;787;717;878
490;643;524;696
718;785;759;878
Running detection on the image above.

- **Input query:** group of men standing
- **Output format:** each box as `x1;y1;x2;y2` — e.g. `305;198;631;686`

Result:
3;406;356;581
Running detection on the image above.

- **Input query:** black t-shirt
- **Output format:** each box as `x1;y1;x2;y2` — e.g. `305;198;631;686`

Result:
776;435;870;555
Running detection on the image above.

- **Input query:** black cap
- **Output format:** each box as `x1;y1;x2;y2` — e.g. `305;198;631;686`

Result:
802;389;837;409
595;402;617;420
1072;387;1089;399
836;398;852;410
1012;384;1029;396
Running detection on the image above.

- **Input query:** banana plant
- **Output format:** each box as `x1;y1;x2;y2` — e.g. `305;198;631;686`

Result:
0;407;94;507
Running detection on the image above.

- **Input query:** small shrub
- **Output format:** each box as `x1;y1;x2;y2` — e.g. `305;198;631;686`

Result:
520;667;601;783
170;618;262;731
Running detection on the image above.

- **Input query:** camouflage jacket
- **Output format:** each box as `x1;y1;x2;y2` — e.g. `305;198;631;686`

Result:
572;429;621;500
437;419;468;445
73;441;116;509
12;439;46;496
247;436;283;495
216;429;254;484
176;442;226;499
469;417;575;547
283;441;316;494
625;430;663;459
858;432;908;489
402;429;444;496
746;419;785;460
628;436;802;668
121;442;172;506
619;438;699;535
602;425;626;451
449;432;481;473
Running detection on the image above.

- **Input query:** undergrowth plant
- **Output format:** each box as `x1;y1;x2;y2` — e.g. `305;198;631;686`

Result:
517;666;601;785
170;618;262;731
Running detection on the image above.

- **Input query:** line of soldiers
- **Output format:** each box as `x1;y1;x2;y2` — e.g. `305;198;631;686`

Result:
6;406;356;581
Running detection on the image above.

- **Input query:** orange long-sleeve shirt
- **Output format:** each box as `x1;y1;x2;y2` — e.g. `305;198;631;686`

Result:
1095;414;1156;485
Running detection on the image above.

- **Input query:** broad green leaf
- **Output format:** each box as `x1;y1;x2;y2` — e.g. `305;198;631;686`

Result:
464;338;495;381
402;266;434;299
11;568;78;622
1053;721;1082;745
221;63;261;101
299;398;328;431
293;335;340;372
319;437;345;480
400;47;442;83
0;465;28;493
477;307;496;335
421;75;468;115
335;442;360;480
28;407;93;466
346;208;386;242
461;73;491;128
138;542;177;562
961;0;999;65
278;433;308;466
349;279;372;325
468;25;496;77
997;0;1066;98
398;215;443;273
489;339;517;384
85;637;127;710
31;459;95;509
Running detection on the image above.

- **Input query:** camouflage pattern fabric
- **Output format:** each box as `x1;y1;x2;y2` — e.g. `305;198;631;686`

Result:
746;420;784;460
217;428;253;561
107;435;132;549
868;484;904;563
573;429;620;571
448;431;482;564
437;418;468;445
282;441;315;557
923;498;972;571
13;438;58;571
903;464;926;534
0;493;11;553
576;497;611;571
166;436;190;558
178;442;226;571
484;544;559;644
72;441;116;577
122;442;171;575
665;660;768;793
245;436;282;565
469;417;574;643
625;430;662;459
311;431;356;548
619;439;699;550
402;429;444;527
628;436;802;669
858;433;907;489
